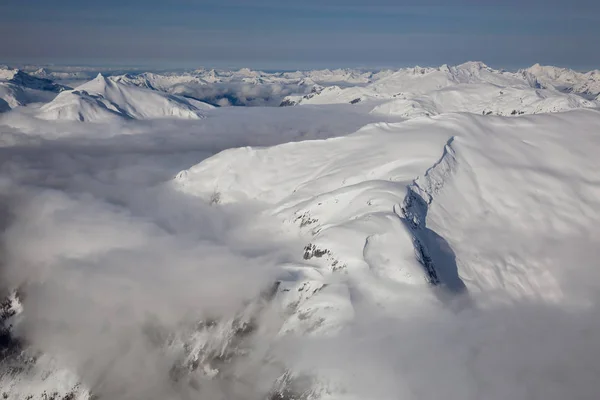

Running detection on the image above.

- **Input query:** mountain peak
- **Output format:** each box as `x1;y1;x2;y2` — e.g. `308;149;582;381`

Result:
457;61;490;71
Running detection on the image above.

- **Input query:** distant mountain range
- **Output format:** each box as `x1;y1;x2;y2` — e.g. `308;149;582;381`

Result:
1;62;599;121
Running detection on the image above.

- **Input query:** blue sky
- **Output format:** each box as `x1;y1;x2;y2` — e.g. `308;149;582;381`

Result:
1;0;599;70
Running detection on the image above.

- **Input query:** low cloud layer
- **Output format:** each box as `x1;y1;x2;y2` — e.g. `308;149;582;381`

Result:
279;296;600;400
1;184;290;399
0;107;379;398
0;145;285;399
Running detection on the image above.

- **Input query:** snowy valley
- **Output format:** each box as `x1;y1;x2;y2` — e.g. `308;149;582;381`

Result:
1;62;600;400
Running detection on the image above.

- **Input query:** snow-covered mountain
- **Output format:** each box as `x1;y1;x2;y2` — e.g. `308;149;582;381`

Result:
173;109;600;397
30;67;97;82
371;84;595;118
280;62;598;117
0;68;69;111
36;73;214;121
103;68;388;107
1;61;600;400
111;72;207;92
522;63;600;98
16;62;599;111
0;68;68;93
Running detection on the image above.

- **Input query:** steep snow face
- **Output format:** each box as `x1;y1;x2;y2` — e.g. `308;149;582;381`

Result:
0;83;28;109
36;74;214;121
112;72;207;91
523;64;600;98
37;89;127;122
0;68;68;111
0;82;64;111
405;111;600;303
0;68;67;93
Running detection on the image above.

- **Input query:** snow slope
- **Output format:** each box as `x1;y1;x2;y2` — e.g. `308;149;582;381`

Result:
171;110;600;398
401;110;600;301
169;108;600;398
0;68;68;111
0;68;67;93
36;74;214;121
111;72;207;91
175;109;600;296
36;89;129;122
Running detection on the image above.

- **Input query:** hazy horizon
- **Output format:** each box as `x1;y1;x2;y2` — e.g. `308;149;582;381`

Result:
2;0;599;71
2;60;599;74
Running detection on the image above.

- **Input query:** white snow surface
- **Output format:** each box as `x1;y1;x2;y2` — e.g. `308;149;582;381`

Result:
371;83;596;117
174;109;600;301
281;62;599;117
523;63;600;97
35;74;214;121
1;62;600;400
0;68;68;111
